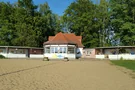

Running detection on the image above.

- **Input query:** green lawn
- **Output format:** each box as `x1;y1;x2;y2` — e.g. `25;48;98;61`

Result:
111;60;135;72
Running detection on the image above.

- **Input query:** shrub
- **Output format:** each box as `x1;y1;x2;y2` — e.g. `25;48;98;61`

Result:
0;54;5;59
120;57;123;60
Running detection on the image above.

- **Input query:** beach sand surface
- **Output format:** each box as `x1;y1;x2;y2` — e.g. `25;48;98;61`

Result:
0;59;135;90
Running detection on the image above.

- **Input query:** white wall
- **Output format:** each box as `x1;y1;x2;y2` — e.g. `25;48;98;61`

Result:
82;49;96;58
8;54;26;58
44;53;75;59
109;54;135;60
67;54;76;59
30;54;43;58
0;53;26;58
1;53;43;59
96;55;105;59
96;54;135;60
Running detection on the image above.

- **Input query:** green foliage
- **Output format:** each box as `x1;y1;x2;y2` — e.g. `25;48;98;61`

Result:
0;54;5;59
63;0;111;48
110;0;135;46
0;1;61;47
120;57;123;60
111;60;135;71
1;0;135;48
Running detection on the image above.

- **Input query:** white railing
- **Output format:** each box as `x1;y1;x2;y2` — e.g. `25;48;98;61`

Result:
96;54;135;60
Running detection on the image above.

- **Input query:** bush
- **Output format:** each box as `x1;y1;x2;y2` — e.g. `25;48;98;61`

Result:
120;57;123;60
0;54;5;59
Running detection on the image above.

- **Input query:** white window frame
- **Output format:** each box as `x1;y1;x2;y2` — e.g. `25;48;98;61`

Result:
86;50;91;56
59;47;67;54
45;47;50;53
50;47;55;53
68;47;75;54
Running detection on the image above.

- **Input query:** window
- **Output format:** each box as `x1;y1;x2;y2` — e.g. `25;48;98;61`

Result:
86;50;91;56
50;47;55;53
59;47;67;53
63;47;67;53
0;49;3;53
9;49;16;54
49;47;67;54
59;47;63;53
19;50;23;54
68;47;74;54
45;47;50;53
55;47;58;53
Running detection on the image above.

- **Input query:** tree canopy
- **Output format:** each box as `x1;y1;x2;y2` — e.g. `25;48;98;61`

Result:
0;0;61;47
0;0;135;48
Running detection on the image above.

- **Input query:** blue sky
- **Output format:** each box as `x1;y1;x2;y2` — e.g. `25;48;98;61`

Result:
0;0;99;16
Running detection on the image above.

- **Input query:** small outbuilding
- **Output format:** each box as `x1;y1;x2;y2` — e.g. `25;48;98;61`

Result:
0;46;43;58
43;32;84;59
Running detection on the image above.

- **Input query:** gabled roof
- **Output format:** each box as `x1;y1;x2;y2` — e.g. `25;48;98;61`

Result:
44;32;84;48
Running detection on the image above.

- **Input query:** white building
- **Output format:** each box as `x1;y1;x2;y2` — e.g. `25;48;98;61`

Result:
43;32;84;59
0;46;43;58
95;46;135;60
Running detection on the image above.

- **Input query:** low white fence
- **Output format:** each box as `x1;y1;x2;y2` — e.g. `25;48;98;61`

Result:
0;53;43;58
96;55;105;59
30;54;43;58
96;54;135;60
1;53;26;58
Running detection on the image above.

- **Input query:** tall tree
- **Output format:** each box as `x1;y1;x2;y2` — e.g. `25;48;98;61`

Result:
110;0;135;46
98;0;111;46
10;0;38;46
63;0;110;48
0;2;14;45
35;2;62;47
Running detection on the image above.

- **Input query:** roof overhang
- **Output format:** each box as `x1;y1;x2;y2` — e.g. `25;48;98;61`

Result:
0;46;43;49
95;46;135;49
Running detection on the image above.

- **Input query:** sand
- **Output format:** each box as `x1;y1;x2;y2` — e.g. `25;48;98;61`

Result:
0;59;135;90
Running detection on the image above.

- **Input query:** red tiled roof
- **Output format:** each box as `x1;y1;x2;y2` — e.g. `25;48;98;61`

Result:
44;32;84;47
48;36;54;41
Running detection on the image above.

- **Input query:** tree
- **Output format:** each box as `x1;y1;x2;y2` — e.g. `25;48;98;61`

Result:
0;1;61;47
63;0;111;48
97;0;111;46
110;0;135;46
0;2;14;45
10;0;37;46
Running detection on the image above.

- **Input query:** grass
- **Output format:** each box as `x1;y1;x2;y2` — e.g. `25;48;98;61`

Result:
111;60;135;72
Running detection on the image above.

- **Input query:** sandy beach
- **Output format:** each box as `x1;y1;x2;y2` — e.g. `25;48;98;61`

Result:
0;59;135;90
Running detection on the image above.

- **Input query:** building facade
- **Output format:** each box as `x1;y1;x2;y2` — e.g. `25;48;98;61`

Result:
43;32;84;59
0;46;43;58
82;48;96;58
95;46;135;60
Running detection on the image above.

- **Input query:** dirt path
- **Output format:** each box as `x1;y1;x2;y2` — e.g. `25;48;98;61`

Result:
0;60;135;90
